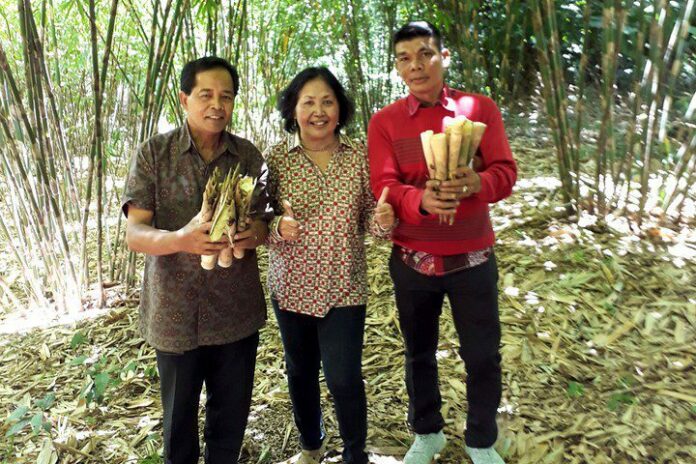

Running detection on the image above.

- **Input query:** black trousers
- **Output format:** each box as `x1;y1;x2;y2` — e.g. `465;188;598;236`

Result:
389;248;502;448
156;332;259;464
273;301;368;464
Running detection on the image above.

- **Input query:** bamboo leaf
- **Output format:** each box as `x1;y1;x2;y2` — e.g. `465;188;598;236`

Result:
5;418;30;437
6;405;29;423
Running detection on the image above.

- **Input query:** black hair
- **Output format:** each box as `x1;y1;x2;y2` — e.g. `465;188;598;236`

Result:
392;21;443;51
277;67;354;134
180;56;240;96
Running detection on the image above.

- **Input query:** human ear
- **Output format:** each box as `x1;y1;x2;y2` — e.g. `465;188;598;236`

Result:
179;91;189;110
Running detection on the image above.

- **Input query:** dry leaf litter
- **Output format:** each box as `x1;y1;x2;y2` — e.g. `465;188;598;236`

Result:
1;138;694;464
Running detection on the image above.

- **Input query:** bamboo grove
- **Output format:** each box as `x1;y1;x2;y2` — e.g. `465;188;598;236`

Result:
0;0;694;314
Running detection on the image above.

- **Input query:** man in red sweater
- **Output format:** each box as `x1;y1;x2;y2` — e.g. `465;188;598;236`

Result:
367;21;516;464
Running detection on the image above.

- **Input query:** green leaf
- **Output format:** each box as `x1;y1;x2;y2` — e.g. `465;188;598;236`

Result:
608;392;634;411
122;361;138;373
69;355;88;366
30;412;44;434
6;405;29;423
5;418;30;437
93;372;111;401
35;393;55;411
70;331;87;348
138;453;163;464
567;381;584;398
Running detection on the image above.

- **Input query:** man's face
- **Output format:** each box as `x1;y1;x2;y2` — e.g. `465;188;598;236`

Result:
394;36;449;99
179;68;235;136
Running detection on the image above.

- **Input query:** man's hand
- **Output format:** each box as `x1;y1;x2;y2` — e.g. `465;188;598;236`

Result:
233;218;268;249
175;215;229;255
126;206;227;256
420;180;459;215
279;200;302;242
438;166;481;199
374;187;395;230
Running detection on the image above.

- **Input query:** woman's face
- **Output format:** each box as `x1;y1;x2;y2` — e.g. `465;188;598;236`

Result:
294;77;339;144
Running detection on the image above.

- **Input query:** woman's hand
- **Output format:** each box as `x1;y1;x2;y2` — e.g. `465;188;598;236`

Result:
233;218;268;249
374;187;395;230
279;200;303;241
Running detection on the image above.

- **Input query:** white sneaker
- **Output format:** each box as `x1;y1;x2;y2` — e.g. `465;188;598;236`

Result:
404;431;447;464
297;440;327;464
465;446;504;464
278;440;326;464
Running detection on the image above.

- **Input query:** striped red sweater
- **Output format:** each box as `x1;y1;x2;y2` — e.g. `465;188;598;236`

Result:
367;86;517;255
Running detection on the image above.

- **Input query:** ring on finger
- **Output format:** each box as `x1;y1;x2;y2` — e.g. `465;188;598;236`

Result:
462;185;469;194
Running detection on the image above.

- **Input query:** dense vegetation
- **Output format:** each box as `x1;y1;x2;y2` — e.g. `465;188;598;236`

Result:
0;0;693;313
0;1;694;463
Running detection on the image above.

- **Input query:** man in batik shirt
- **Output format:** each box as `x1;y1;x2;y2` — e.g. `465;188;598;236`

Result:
123;56;273;464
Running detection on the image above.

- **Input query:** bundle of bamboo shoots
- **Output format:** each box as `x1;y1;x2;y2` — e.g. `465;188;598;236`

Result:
420;116;487;224
200;165;257;269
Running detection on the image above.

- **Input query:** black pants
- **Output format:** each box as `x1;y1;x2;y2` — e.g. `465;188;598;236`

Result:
273;301;368;464
389;248;502;448
156;332;259;464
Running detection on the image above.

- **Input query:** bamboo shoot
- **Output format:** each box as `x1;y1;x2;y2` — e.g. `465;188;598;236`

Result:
420;130;436;178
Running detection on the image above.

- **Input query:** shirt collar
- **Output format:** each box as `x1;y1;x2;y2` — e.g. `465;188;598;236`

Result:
177;123;233;158
406;85;457;116
287;132;355;153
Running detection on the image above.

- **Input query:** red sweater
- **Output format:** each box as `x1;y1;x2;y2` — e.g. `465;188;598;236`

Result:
367;86;517;255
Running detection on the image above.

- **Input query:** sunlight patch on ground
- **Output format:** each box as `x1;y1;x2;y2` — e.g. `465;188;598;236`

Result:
0;298;112;337
367;453;404;464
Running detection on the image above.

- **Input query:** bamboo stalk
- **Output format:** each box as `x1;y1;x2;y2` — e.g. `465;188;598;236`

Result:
637;0;668;225
530;0;574;211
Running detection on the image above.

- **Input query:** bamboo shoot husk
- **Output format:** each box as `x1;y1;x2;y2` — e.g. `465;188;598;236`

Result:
467;122;487;163
446;124;463;180
445;120;467;226
430;133;448;181
232;176;257;260
200;168;223;270
218;221;236;268
209;172;235;242
458;120;473;168
420;130;435;178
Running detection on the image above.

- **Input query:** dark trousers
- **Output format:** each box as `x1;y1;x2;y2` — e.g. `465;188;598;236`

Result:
272;300;368;464
156;332;259;464
389;248;502;448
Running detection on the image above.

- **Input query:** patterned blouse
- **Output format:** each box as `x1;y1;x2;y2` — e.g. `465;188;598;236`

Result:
265;136;392;317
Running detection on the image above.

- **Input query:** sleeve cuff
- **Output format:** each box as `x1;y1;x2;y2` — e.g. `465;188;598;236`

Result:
267;215;284;244
476;171;494;203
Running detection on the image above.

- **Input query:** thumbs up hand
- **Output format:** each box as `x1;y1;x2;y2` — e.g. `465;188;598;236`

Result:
279;199;302;242
374;187;395;231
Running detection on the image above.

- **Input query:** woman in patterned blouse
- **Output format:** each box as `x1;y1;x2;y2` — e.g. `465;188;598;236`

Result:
265;67;395;464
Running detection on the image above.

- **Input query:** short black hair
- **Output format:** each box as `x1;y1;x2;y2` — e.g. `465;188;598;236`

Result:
393;21;443;51
277;67;354;134
180;56;240;96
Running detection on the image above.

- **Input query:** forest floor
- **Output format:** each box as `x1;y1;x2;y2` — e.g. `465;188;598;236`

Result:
1;133;695;464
